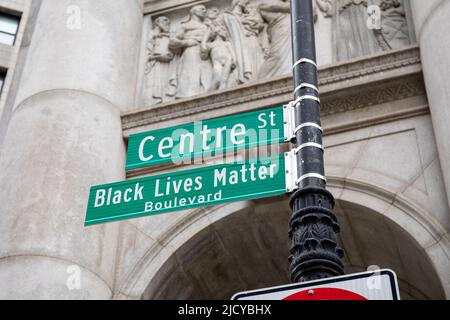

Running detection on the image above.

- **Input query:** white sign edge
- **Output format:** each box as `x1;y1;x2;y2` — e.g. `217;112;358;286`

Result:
231;269;400;300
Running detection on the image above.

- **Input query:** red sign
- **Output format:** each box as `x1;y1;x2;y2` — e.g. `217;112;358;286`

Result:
283;288;367;300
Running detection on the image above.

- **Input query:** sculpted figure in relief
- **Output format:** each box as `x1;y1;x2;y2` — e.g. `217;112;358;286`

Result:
241;3;266;81
201;7;237;90
171;5;212;99
205;6;222;28
316;0;380;61
257;0;293;79
143;0;326;105
144;16;177;105
316;0;411;61
378;0;411;50
222;0;254;84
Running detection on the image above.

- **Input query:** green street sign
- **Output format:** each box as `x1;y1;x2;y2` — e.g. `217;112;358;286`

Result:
126;106;289;171
85;154;296;226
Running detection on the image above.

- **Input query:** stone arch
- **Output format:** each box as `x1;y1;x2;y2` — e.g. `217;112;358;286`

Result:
328;176;449;299
117;177;449;300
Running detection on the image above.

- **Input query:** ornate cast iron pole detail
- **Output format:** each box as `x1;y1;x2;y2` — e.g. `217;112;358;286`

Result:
288;0;345;282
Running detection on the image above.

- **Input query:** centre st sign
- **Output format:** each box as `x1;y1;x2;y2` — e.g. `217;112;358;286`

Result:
85;154;294;226
126;106;288;170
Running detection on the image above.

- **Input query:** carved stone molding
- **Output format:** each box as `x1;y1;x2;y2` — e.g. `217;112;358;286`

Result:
122;46;424;136
319;45;421;85
143;0;209;16
322;73;426;117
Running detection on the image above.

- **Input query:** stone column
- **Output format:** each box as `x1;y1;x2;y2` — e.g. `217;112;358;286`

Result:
410;0;450;209
0;0;143;299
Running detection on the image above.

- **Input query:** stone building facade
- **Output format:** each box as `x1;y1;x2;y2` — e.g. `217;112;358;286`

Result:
0;0;449;299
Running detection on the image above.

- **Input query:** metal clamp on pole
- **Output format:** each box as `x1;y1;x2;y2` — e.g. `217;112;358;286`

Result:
293;122;323;135
284;103;323;141
285;150;299;193
283;104;296;142
292;57;317;69
292;95;321;107
295;173;327;186
293;83;319;96
293;142;324;154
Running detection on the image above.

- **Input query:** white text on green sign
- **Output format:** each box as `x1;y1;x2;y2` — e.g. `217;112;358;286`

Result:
126;107;287;170
86;155;288;225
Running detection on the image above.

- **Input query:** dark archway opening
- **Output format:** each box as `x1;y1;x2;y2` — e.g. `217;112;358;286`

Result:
142;196;446;300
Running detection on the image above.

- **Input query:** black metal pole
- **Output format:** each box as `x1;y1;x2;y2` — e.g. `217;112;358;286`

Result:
288;0;345;282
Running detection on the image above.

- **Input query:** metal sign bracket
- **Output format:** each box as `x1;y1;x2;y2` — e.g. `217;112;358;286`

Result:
283;103;296;142
284;149;299;193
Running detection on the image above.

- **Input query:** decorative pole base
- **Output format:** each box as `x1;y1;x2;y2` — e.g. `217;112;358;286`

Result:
289;187;345;282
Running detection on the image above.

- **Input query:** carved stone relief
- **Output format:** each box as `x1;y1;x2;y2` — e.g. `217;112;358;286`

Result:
257;0;292;79
143;16;177;106
172;5;213;98
316;0;413;61
377;0;412;50
141;0;414;107
142;0;300;106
